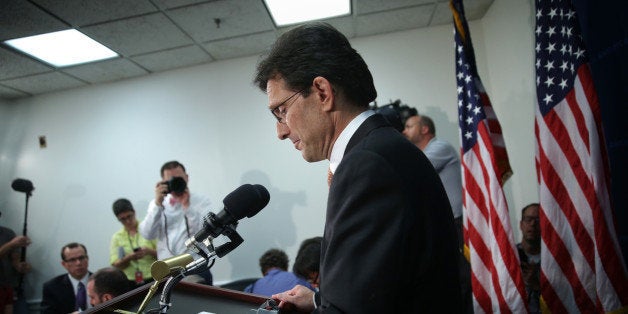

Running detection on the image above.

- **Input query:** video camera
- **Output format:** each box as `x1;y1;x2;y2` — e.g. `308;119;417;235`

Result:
369;99;417;132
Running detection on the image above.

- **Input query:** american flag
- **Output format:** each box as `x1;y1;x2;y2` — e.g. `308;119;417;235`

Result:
450;0;527;312
534;0;628;312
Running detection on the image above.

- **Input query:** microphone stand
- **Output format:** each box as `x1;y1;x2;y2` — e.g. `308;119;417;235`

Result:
153;256;213;314
146;224;244;313
17;190;31;298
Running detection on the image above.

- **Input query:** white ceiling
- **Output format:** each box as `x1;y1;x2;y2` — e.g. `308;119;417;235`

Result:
0;0;494;100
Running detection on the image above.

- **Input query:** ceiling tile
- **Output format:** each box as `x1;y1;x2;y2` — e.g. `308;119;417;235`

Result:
323;16;357;39
132;45;213;72
31;0;158;26
81;13;193;56
0;72;86;94
152;0;209;10
273;15;356;41
0;47;53;80
0;0;68;41
355;4;435;37
0;0;494;100
204;32;277;60
356;0;436;15
0;84;31;99
61;58;149;84
167;0;275;42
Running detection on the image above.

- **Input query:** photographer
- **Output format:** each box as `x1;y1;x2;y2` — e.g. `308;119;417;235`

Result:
139;160;214;284
109;198;157;286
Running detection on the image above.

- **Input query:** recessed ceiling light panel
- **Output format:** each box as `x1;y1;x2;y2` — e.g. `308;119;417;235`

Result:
264;0;351;27
4;29;118;67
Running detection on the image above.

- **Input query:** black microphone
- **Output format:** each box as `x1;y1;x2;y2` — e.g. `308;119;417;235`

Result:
11;179;34;194
194;184;270;242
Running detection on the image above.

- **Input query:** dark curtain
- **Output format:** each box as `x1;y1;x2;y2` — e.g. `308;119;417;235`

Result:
572;0;628;263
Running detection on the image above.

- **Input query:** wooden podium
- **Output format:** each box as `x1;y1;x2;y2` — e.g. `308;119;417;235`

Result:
84;281;268;313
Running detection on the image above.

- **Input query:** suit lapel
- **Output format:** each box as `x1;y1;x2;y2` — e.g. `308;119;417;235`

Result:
61;274;76;308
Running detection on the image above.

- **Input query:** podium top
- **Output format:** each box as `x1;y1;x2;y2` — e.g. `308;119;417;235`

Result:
86;281;268;313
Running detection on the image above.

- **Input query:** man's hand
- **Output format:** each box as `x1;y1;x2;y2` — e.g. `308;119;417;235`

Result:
14;261;31;274
155;180;168;206
272;285;315;313
10;236;31;248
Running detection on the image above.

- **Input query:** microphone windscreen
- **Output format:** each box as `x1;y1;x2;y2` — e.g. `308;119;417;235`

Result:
223;184;270;220
11;178;34;193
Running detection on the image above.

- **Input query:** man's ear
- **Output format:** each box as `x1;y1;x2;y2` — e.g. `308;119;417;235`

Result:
419;124;429;135
312;76;335;112
102;293;115;302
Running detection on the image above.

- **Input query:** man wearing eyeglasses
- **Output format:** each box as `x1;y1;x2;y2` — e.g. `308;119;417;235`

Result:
517;203;541;313
255;22;462;313
41;242;93;314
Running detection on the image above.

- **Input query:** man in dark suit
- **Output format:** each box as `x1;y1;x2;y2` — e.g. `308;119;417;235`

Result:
41;243;92;313
254;22;462;312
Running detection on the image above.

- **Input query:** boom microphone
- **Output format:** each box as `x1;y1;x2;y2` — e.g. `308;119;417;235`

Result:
192;184;270;243
11;179;34;194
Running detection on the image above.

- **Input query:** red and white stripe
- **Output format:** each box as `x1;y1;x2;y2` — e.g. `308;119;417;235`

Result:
535;64;628;313
462;110;527;313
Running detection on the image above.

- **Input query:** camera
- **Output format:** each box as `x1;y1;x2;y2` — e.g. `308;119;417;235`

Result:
369;99;417;132
166;176;187;194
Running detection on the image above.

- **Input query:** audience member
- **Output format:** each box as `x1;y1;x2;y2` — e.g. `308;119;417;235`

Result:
86;267;132;307
41;243;92;313
244;249;312;296
0;223;31;314
254;22;462;312
110;198;157;287
518;203;541;313
292;237;321;290
139;160;213;284
403;114;463;231
403;113;471;312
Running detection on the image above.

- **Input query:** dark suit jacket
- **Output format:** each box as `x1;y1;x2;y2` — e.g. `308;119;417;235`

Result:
317;114;462;313
41;272;91;314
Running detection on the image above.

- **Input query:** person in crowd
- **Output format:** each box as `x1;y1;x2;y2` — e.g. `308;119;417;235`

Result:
0;220;31;314
254;22;462;312
41;243;92;313
403;114;463;232
403;113;471;312
110;198;157;287
292;237;321;290
517;203;541;313
86;267;131;307
244;249;312;296
139;160;213;284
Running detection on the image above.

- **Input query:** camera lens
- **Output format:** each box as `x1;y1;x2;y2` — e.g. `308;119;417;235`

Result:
166;176;187;194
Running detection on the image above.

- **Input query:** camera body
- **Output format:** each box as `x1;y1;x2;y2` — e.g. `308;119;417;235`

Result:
369;99;417;132
166;176;187;194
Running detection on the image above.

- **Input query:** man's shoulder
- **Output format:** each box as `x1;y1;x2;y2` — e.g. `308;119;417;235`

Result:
428;137;456;150
516;243;527;260
43;274;69;288
189;193;212;210
0;227;16;241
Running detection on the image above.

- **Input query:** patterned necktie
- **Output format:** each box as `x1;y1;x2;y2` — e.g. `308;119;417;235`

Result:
327;167;333;187
76;281;86;311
